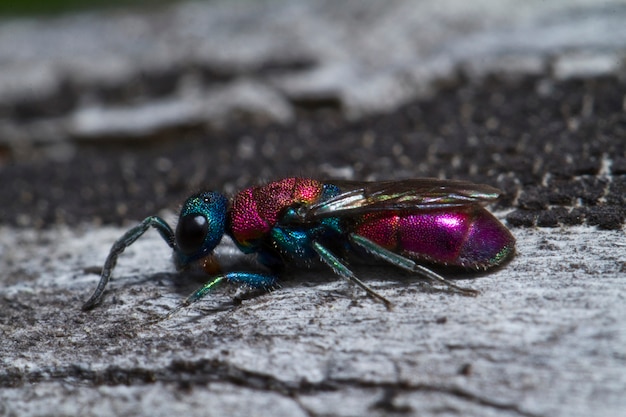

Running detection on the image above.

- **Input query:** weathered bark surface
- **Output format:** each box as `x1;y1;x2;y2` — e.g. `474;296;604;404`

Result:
1;226;624;417
1;1;625;417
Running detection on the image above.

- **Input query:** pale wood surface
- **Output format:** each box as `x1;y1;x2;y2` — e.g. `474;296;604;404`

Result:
1;1;625;416
0;225;624;417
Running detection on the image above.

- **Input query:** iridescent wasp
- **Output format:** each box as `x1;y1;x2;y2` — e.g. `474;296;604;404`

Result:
83;177;515;313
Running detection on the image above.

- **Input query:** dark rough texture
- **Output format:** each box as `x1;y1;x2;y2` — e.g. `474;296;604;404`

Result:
1;1;625;417
2;75;626;229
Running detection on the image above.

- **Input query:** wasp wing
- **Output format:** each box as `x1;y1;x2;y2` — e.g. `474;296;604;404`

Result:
303;179;501;220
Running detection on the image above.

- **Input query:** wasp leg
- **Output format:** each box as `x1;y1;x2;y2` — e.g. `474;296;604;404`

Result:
82;216;175;311
349;234;479;297
311;241;393;310
165;272;277;319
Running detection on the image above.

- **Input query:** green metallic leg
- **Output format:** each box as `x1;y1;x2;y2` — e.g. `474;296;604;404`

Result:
349;234;479;297
164;272;277;319
311;241;393;309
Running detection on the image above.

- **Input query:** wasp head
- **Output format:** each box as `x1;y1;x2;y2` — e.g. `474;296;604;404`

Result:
175;191;228;267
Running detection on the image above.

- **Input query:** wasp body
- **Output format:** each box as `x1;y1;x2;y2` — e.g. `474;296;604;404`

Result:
83;177;515;312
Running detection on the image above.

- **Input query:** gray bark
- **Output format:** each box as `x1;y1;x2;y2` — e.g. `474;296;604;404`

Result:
1;225;624;417
1;1;625;416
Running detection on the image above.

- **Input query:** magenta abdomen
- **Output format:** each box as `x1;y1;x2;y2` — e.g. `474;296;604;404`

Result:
354;208;515;269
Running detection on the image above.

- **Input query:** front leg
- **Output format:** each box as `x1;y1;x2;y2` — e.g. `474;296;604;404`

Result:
83;216;175;311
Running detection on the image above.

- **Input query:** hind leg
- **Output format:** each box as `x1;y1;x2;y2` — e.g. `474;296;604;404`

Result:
349;234;479;296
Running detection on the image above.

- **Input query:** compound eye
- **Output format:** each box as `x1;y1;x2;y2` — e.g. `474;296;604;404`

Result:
176;214;209;255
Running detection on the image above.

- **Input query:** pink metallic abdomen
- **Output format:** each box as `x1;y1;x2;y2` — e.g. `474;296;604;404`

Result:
354;208;515;269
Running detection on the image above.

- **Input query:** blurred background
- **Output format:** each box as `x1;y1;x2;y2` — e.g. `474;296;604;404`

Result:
2;0;625;230
0;0;173;15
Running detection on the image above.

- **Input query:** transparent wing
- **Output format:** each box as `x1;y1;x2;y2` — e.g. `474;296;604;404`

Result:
302;178;501;220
